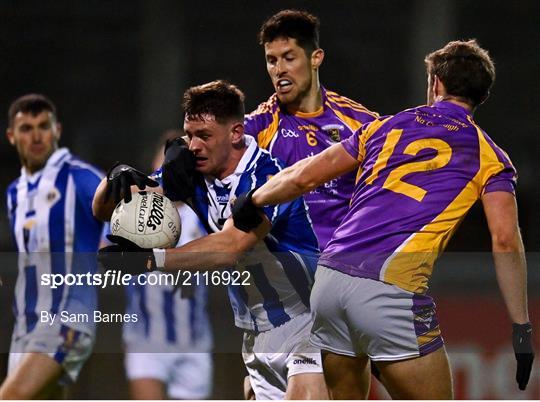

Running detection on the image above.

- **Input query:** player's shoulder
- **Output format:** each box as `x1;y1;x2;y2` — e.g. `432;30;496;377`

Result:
66;156;104;180
325;88;379;119
246;94;279;120
246;94;279;118
7;176;20;191
243;146;284;179
6;177;20;198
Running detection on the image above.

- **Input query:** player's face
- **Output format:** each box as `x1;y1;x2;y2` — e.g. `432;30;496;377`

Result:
264;37;315;107
184;115;239;179
7;111;61;173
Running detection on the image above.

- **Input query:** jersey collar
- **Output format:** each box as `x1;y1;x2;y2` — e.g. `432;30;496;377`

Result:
20;147;71;182
432;100;472;117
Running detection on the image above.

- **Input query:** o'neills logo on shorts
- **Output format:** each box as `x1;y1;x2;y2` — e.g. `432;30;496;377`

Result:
146;194;164;230
293;357;317;365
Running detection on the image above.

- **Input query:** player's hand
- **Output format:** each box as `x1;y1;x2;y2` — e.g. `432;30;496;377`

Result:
512;322;534;390
161;137;198;202
97;235;156;276
105;162;158;204
232;189;263;232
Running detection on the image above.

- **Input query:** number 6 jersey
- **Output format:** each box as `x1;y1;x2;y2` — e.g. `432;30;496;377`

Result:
320;101;517;294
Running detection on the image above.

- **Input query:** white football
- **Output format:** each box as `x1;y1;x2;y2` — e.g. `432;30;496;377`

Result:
110;191;181;248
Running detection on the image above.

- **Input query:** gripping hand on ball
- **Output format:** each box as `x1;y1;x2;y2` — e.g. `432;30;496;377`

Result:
98;235;157;276
232;189;264;232
105;162;159;204
161;137;199;203
512;322;534;390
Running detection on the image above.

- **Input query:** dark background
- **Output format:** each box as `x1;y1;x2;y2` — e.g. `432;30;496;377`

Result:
0;0;538;399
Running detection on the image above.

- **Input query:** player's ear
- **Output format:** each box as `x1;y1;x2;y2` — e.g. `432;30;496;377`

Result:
311;48;324;69
433;75;446;98
54;121;62;141
6;128;15;146
230;121;245;146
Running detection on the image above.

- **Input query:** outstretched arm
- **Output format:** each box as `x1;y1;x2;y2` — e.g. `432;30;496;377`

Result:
251;142;359;207
162;216;271;271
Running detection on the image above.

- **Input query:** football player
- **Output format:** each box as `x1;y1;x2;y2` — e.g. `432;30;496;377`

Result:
93;81;328;399
232;40;534;398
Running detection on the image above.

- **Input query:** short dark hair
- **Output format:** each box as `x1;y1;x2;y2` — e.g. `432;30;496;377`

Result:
182;80;245;123
8;93;57;127
259;10;320;54
425;39;495;107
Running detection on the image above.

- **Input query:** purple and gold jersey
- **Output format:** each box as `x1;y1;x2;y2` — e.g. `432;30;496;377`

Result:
320;101;516;294
245;87;378;248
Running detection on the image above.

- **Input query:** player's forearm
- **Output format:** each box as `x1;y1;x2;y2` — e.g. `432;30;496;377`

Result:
163;232;243;272
92;178;117;222
492;230;529;324
252;158;316;206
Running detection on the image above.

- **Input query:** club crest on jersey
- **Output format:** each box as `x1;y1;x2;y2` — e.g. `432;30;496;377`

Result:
46;188;61;205
322;124;344;142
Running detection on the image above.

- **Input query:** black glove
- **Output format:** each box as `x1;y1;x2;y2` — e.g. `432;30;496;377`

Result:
232;189;263;232
97;235;157;276
105;162;158;204
161;137;198;202
512;322;534;390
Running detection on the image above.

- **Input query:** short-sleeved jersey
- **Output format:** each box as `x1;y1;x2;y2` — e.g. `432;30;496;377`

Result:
6;148;105;336
320;101;516;294
245;87;378;249
123;204;212;352
154;136;319;332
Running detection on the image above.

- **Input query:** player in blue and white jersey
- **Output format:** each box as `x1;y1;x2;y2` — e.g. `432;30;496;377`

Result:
0;94;104;399
122;134;213;400
94;80;328;399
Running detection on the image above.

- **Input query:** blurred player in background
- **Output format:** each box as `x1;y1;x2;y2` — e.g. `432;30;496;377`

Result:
232;39;534;398
0;94;104;398
123;130;213;400
94;80;328;399
245;9;378;249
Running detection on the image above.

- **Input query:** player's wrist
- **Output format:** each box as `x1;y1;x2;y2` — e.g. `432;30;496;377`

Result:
153;248;166;271
247;188;260;207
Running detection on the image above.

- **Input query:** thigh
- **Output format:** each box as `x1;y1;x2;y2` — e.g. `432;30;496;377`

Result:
129;378;167;400
374;346;453;399
322;351;371;400
0;352;63;399
285;372;328;400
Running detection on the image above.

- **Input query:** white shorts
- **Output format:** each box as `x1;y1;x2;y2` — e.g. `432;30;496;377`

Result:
8;325;94;385
242;311;323;400
310;265;444;361
124;351;212;399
